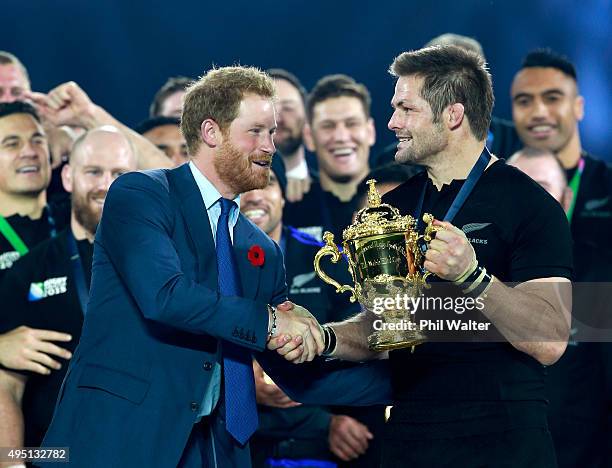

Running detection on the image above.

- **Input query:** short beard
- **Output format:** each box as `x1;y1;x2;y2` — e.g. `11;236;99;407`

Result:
275;133;303;157
214;140;271;194
73;191;103;236
396;121;447;166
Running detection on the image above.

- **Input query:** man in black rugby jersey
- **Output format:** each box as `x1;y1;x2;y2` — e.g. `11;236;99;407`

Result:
512;49;612;468
0;102;75;379
0;126;137;451
0;102;69;276
309;46;572;467
512;49;612;281
282;74;375;241
0;82;173;374
373;34;522;168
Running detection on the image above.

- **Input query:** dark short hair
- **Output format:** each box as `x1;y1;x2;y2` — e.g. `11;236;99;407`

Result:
521;48;577;82
134;116;180;135
306;74;371;122
149;76;194;117
0;51;30;84
266;68;307;104
0;101;40;121
389;45;493;141
355;163;421;206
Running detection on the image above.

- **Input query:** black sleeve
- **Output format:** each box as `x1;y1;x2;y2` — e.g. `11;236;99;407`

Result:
258;405;332;439
510;183;573;282
0;253;41;376
0;254;37;334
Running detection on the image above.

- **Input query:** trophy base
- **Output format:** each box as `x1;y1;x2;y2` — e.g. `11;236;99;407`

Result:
367;329;427;352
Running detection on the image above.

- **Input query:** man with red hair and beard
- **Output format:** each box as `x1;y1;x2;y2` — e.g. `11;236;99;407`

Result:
37;66;330;468
0;126;137;452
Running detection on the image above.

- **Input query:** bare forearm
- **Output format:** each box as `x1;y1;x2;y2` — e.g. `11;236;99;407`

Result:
90;105;173;169
0;388;24;448
328;311;386;361
482;278;571;365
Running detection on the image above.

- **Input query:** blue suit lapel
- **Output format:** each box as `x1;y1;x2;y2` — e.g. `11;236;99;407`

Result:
166;164;218;291
167;164;262;299
234;216;262;300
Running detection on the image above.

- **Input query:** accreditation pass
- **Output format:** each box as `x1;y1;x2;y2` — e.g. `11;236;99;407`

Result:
0;447;69;463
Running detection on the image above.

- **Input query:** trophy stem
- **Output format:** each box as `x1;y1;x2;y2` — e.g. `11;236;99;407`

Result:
367;327;427;352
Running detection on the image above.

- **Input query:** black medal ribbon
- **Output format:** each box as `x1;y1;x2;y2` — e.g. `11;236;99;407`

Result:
66;229;89;315
414;147;492;259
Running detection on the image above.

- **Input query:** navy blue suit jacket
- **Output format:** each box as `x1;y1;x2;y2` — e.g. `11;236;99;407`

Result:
40;164;392;467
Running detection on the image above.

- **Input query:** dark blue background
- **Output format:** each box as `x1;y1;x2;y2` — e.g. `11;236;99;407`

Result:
2;0;610;160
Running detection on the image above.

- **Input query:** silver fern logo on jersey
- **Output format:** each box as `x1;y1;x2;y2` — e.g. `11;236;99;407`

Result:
461;222;491;245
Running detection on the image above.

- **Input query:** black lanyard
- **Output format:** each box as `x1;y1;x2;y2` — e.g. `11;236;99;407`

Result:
46;203;58;238
66;229;89;315
414;147;492;231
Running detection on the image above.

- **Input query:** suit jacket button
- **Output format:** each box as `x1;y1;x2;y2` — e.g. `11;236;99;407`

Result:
203;361;213;371
191;402;200;412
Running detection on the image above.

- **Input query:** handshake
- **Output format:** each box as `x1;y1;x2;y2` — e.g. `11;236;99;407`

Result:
266;302;328;364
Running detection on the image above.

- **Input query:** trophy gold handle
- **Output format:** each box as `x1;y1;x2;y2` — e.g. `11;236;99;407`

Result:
421;213;444;281
314;232;357;302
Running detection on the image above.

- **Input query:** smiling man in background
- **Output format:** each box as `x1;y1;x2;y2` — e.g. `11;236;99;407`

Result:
283;74;375;241
511;49;612;468
0;126;137;452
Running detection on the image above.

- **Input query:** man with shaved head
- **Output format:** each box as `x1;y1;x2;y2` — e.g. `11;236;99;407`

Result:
0;126;137;450
0;51;30;104
508;146;573;212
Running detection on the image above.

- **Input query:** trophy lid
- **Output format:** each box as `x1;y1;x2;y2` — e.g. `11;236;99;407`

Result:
343;179;416;241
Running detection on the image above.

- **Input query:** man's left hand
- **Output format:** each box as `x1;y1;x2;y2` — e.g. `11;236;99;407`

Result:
424;220;476;281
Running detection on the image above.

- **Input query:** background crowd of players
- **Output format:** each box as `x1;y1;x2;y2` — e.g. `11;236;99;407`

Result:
0;33;610;468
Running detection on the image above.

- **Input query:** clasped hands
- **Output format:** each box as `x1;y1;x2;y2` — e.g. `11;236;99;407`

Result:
266;301;325;364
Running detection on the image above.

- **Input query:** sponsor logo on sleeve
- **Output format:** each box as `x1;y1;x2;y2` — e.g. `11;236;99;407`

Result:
28;277;68;301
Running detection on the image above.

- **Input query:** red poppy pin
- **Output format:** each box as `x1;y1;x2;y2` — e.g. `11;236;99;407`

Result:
247;245;265;267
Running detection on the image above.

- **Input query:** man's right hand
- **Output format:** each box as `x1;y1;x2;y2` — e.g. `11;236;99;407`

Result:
25;82;97;129
329;414;373;461
267;301;324;363
0;326;72;375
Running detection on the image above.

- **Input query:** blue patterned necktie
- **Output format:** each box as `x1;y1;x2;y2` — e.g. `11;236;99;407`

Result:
216;198;258;445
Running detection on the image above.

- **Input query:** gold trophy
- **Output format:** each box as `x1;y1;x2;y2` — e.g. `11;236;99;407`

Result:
314;180;439;351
